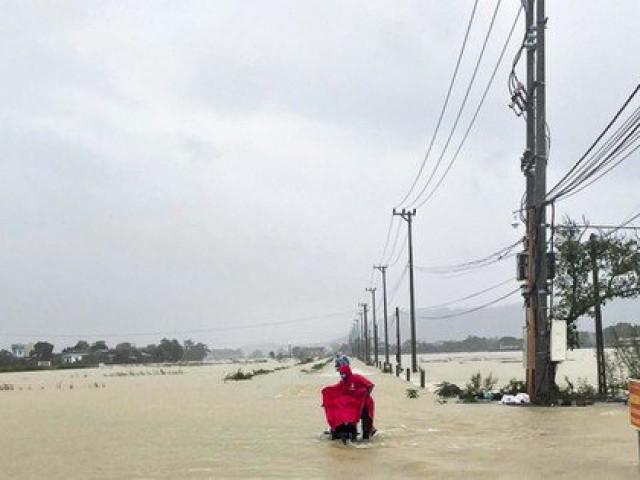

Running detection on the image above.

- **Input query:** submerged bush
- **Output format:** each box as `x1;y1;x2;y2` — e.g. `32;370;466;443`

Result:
224;369;254;381
435;381;462;399
406;387;419;399
501;378;527;396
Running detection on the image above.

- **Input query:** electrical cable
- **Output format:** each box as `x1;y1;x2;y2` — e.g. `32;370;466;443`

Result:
408;0;504;208
387;231;408;268
396;0;480;208
413;238;521;275
418;278;514;310
413;287;520;319
546;83;640;201
1;310;356;338
377;216;396;265
551;111;640;201
383;219;404;265
387;266;409;307
413;5;523;209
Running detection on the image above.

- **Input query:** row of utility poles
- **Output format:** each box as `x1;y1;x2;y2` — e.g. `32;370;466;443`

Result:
352;0;626;405
352;0;554;402
351;208;419;373
351;302;404;371
354;0;555;402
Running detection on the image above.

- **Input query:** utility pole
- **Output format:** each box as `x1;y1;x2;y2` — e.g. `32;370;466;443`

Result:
353;320;360;360
532;0;554;404
589;234;607;395
359;302;370;364
521;0;537;401
366;287;378;366
393;208;418;372
374;265;390;368
395;306;401;367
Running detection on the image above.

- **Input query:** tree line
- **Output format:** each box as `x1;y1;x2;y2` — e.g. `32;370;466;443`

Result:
0;338;211;370
398;336;523;354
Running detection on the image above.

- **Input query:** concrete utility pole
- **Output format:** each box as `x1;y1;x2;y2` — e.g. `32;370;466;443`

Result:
359;302;370;364
366;288;378;365
532;0;554;404
395;306;401;367
589;234;607;395
374;265;390;368
393;208;418;372
353;320;360;360
366;287;378;366
358;313;364;361
522;0;537;401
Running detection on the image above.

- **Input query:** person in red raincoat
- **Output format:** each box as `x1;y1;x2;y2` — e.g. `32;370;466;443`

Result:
336;363;376;439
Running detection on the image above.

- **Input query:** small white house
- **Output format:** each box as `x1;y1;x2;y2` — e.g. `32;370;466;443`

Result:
62;352;86;364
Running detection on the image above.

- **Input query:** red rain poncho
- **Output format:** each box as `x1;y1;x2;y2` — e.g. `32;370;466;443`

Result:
321;364;375;431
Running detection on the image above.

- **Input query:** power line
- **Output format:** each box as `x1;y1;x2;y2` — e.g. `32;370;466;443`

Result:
387;265;409;307
546;82;640;201
0;310;355;339
387;231;408;268
377;216;396;265
413;239;520;275
408;0;504;208
396;0;480;207
413;4;523;209
418;278;514;310
413;287;520;320
383;219;403;265
557;136;640;203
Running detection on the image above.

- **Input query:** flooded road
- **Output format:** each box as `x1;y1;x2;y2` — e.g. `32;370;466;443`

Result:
0;358;636;479
410;347;610;388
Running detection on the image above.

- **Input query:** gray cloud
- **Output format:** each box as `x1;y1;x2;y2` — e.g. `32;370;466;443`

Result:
1;1;639;349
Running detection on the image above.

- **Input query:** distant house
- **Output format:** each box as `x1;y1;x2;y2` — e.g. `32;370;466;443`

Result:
11;343;34;359
62;352;87;364
498;337;523;351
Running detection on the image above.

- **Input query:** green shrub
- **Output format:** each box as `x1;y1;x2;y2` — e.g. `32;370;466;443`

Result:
224;369;254;381
406;387;419;398
483;372;499;391
435;381;462;399
501;378;527;395
575;378;596;400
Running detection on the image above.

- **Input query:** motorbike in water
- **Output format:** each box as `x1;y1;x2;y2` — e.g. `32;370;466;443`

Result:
321;384;365;444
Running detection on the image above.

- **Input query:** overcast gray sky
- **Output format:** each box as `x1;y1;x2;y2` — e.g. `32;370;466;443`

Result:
1;1;639;350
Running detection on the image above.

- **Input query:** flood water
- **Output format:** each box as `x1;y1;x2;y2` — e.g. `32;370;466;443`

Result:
404;347;610;388
0;356;636;479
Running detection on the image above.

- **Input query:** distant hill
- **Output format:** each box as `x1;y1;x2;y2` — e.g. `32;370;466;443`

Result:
395;297;640;342
410;302;525;342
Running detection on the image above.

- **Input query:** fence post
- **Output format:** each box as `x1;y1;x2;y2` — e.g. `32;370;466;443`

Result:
406;368;410;382
420;368;425;388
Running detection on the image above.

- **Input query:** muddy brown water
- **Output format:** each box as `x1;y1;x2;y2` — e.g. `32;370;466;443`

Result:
0;358;636;479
